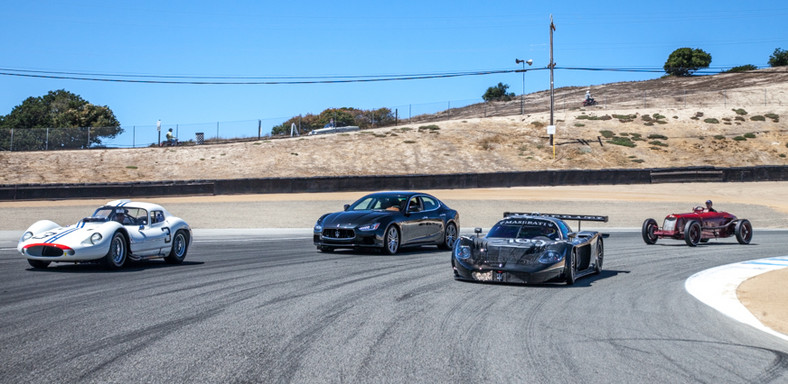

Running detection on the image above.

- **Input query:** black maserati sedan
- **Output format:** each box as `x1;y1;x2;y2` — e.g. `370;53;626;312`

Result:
313;191;460;254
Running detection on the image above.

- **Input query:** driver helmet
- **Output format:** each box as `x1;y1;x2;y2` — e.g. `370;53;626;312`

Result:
706;200;713;206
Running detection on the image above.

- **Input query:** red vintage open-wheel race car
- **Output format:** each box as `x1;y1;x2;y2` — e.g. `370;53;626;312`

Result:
642;206;753;246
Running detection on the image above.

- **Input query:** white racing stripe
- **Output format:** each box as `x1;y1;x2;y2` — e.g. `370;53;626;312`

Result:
685;256;788;342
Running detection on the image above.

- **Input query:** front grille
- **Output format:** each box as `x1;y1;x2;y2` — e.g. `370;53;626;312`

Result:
31;246;64;257
322;228;355;239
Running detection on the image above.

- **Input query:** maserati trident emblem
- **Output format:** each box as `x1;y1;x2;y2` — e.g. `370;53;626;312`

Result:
335;230;340;238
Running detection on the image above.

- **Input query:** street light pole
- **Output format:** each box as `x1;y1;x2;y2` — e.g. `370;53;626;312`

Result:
515;58;533;115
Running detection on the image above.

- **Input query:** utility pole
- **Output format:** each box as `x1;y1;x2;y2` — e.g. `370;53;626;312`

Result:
549;15;556;159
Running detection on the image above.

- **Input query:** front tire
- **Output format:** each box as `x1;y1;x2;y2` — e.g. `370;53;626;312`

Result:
439;222;457;250
165;230;189;264
27;259;50;269
641;218;658;244
103;232;127;269
565;250;576;285
684;221;702;247
735;219;753;244
383;225;400;255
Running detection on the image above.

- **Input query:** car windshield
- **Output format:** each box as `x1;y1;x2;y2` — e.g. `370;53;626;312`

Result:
487;219;562;240
84;207;114;222
348;194;409;211
85;206;148;225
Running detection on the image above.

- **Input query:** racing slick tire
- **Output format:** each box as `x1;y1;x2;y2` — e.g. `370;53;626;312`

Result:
165;229;189;264
735;219;753;245
439;222;458;250
27;259;51;269
594;239;604;274
641;218;659;245
565;249;577;285
103;231;128;270
382;225;400;255
684;220;702;247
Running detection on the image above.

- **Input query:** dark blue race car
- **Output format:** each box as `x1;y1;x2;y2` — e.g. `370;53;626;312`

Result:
314;191;460;254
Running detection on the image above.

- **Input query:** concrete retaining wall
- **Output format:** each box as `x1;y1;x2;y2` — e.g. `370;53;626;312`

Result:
1;166;786;201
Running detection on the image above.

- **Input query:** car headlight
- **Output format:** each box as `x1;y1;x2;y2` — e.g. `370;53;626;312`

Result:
454;241;472;260
314;223;323;232
357;223;380;231
21;231;33;242
538;250;564;264
90;232;103;245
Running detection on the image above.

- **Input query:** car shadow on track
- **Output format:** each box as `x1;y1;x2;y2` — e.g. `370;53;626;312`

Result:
320;246;451;257
650;241;755;247
455;269;630;288
26;260;204;273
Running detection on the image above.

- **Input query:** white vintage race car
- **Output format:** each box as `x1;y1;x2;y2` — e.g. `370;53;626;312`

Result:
18;199;192;269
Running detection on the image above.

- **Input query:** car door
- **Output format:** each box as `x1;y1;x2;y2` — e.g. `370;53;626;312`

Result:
419;195;445;243
129;209;170;256
400;196;435;245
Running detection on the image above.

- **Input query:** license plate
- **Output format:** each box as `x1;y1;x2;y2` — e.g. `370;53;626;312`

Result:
472;271;493;281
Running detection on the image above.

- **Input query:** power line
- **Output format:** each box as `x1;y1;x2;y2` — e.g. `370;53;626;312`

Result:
0;68;526;85
1;66;785;85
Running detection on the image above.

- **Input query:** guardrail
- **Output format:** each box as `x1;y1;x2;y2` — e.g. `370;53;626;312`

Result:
1;166;786;201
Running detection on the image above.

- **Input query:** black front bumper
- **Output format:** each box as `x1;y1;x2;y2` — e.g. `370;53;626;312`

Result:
313;230;382;250
452;258;565;284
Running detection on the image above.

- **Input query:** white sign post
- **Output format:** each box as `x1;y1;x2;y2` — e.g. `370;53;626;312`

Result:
547;125;556;159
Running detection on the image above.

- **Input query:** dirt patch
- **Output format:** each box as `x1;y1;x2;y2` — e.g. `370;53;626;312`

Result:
737;268;788;336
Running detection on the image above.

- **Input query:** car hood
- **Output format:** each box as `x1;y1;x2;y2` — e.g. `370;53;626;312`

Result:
23;222;105;246
476;237;559;264
321;211;393;228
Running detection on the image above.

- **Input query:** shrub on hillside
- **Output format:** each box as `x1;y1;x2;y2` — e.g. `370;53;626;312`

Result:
723;65;758;73
607;137;636;147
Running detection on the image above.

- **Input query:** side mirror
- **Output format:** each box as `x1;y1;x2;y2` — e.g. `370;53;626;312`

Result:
474;227;482;235
343;204;350;211
139;225;144;231
568;232;578;239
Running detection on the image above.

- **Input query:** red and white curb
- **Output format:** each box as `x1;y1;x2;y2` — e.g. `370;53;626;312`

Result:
685;256;788;342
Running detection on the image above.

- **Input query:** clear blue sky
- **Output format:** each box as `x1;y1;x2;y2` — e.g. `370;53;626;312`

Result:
2;1;787;145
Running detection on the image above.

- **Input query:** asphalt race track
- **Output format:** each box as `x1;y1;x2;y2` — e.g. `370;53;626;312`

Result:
1;230;788;383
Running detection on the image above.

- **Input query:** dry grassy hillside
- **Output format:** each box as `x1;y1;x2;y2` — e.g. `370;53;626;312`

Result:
1;69;787;185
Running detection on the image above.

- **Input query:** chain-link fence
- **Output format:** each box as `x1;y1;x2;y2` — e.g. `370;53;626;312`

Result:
1;86;785;151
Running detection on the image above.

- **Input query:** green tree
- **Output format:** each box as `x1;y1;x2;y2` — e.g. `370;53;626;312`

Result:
0;90;122;150
482;82;515;102
768;48;788;67
663;48;712;76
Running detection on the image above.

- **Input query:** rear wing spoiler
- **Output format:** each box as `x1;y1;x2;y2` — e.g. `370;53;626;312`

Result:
503;212;608;231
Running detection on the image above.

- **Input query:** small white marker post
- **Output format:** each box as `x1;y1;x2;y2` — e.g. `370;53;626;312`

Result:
547;125;556;159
